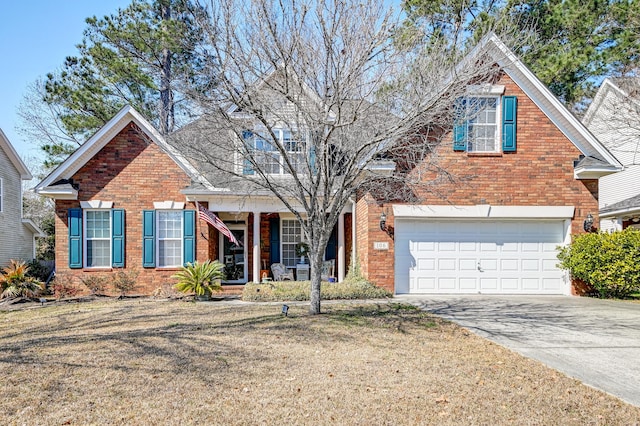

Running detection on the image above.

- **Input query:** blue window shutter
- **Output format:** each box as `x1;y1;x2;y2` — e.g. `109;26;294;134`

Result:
269;217;280;265
112;209;125;268
142;210;156;268
68;208;83;269
325;223;337;260
183;210;195;265
242;130;255;175
309;144;317;173
502;96;517;152
453;98;467;151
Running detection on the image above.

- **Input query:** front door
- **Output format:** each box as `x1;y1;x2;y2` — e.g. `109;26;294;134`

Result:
220;225;247;283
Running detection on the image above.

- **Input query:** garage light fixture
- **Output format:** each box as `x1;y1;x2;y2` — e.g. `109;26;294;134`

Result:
583;213;594;232
379;212;387;232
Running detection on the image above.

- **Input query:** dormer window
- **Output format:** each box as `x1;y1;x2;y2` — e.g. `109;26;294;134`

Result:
243;128;308;175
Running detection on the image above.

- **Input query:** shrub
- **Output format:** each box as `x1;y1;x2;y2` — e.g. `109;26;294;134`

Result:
50;273;80;300
80;275;109;295
557;228;640;298
173;260;224;297
25;259;54;283
0;259;44;299
242;278;392;302
113;269;140;296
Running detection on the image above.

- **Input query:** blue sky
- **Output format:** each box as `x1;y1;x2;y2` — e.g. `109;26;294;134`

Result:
0;1;131;164
1;1;403;167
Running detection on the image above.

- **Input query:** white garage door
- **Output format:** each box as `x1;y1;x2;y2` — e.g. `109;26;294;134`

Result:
395;220;567;294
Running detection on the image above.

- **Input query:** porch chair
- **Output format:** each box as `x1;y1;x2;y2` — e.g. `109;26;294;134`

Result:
271;263;294;281
321;259;335;281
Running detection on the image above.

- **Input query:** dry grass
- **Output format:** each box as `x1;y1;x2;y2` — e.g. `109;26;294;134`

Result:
0;299;639;425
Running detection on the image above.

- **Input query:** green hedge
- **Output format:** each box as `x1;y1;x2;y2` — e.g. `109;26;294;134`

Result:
557;228;640;298
242;277;392;302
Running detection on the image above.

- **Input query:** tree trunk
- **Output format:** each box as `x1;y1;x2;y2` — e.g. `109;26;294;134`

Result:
309;248;324;314
159;1;173;135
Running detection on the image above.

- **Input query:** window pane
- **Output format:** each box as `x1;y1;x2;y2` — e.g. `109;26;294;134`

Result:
158;211;182;267
87;240;110;267
86;210;111;267
281;219;303;267
467;96;498;153
158;211;182;238
253;128;308;175
86;211;110;238
159;240;182;267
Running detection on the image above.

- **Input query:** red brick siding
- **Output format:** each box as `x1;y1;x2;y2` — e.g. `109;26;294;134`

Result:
344;213;352;275
54;123;202;295
357;73;599;293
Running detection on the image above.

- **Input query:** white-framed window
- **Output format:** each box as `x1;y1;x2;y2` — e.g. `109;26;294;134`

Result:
157;210;183;267
281;219;304;267
84;209;111;268
247;128;306;175
466;96;500;153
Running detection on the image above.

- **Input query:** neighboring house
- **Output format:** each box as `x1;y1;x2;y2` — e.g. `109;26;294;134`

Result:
35;34;620;296
583;78;640;231
0;129;45;267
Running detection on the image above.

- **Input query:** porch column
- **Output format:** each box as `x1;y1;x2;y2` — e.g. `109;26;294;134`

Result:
338;211;345;282
253;211;261;283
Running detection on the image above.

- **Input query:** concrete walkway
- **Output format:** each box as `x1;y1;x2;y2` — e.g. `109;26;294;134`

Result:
396;295;640;407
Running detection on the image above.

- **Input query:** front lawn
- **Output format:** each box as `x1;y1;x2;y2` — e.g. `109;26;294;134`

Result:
0;299;638;425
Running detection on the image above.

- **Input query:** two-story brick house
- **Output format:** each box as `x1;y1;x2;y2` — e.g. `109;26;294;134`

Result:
36;34;620;296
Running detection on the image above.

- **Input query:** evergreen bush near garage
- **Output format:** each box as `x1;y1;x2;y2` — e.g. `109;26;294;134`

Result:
557;228;640;298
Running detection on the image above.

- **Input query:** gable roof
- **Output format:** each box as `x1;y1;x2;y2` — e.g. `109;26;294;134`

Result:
35;105;215;197
467;33;622;172
0;129;32;180
582;78;639;127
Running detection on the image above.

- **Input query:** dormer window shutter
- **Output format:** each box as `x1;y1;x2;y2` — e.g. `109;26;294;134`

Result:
453;98;467;151
242;130;255;175
502;96;517;152
309;144;317;173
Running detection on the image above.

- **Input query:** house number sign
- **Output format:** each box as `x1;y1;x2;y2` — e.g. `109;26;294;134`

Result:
373;241;389;250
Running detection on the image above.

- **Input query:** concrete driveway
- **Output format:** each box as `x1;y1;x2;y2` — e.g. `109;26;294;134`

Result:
396;295;640;407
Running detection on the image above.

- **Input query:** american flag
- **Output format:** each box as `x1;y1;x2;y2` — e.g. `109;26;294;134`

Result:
197;202;241;246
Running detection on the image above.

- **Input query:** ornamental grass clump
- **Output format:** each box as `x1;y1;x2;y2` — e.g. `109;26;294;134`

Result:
0;259;44;299
172;260;224;297
557;228;640;298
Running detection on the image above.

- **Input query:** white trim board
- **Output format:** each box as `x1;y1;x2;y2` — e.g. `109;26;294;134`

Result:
393;204;575;219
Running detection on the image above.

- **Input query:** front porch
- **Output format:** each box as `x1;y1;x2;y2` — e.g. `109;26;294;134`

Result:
195;204;353;285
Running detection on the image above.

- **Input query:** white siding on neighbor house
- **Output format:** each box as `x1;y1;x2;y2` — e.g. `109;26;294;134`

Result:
0;146;34;267
586;87;640;209
599;165;640;209
600;216;623;233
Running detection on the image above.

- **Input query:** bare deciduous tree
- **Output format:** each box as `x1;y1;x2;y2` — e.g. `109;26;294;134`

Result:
173;0;521;314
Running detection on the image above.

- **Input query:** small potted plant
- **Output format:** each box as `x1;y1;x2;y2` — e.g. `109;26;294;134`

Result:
295;242;310;264
172;260;225;300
